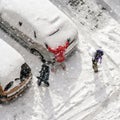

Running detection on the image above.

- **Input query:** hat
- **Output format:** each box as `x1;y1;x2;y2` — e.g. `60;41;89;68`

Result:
96;49;104;55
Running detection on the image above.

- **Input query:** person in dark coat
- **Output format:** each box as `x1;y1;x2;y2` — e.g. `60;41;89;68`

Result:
92;49;104;73
37;59;50;87
20;63;31;81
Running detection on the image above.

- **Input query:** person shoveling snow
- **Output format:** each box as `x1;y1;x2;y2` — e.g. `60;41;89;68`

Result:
37;59;50;87
92;49;104;73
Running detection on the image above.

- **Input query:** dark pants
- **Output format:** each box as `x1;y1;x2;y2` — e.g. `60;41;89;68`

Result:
92;60;98;73
37;63;50;87
37;78;49;87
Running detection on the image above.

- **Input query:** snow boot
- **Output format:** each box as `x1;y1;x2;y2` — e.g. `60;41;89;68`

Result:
37;79;42;86
44;81;49;87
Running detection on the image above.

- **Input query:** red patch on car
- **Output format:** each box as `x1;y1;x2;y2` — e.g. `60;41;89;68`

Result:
47;41;69;62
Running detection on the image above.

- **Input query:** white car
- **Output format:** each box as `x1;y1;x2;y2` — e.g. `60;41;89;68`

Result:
0;0;79;63
0;39;32;103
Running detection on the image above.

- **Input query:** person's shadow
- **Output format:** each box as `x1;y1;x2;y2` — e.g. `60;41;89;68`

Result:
94;72;108;107
39;88;56;120
49;50;82;113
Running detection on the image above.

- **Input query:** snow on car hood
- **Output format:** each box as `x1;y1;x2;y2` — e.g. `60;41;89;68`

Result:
0;39;25;87
45;19;78;48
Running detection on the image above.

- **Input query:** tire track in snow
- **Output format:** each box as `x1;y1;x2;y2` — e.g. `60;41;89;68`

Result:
54;69;108;120
48;86;87;120
61;103;99;120
55;96;99;120
81;86;120;120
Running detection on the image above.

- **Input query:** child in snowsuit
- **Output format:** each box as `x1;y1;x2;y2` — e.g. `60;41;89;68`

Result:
92;49;104;73
37;60;50;87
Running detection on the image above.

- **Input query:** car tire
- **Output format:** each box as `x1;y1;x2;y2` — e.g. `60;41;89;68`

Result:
30;48;40;56
30;48;44;60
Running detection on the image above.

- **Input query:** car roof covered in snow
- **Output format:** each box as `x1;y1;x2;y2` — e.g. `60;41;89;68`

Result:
0;0;78;48
0;39;25;80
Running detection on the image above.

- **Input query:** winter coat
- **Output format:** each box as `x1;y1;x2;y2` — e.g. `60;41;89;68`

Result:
47;41;69;62
20;63;31;80
39;63;50;82
93;53;102;63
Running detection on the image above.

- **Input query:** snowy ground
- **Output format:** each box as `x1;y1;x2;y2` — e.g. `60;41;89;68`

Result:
0;0;120;120
96;0;120;24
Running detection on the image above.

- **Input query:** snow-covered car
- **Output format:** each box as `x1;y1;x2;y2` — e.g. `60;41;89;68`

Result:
0;39;32;103
0;0;79;63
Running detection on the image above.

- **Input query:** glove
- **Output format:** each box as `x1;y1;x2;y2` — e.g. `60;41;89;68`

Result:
67;38;70;42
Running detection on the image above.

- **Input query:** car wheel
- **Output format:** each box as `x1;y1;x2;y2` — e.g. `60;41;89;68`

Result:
30;48;44;60
30;48;40;56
